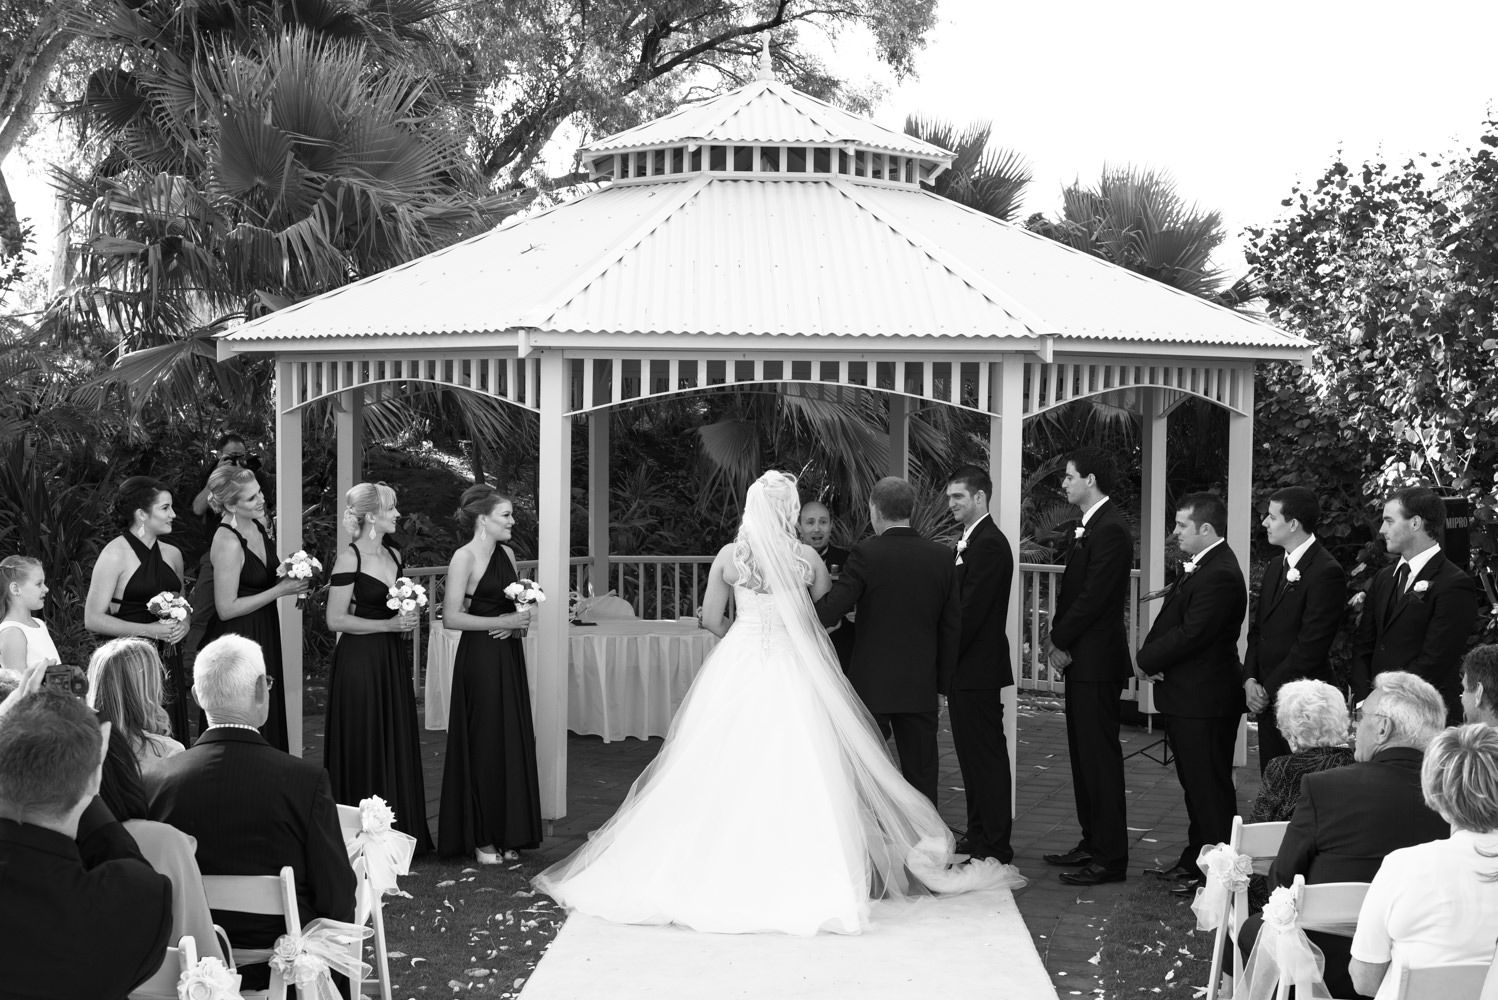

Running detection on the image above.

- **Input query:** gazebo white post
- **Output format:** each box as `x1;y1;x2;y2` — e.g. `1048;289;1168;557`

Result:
1226;368;1255;768
588;411;610;597
992;358;1023;805
275;360;305;756
535;350;571;821
335;389;363;547
888;394;910;478
1138;387;1168;719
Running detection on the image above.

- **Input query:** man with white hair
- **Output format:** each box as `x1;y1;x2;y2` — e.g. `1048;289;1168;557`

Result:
145;634;353;991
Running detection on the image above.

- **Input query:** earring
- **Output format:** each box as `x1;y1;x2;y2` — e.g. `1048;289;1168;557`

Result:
368;524;378;541
478;523;488;543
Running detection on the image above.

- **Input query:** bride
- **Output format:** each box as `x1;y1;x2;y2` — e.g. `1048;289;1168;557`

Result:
534;471;1025;935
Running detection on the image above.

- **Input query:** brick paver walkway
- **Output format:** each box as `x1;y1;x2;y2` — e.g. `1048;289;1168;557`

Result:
301;690;1263;996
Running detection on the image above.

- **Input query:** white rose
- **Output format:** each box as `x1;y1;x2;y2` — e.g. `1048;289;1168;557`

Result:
1285;567;1301;584
532;591;547;603
1413;580;1430;594
386;598;400;610
1074;526;1086;539
401;599;417;612
360;795;396;834
1183;561;1198;575
1262;886;1298;931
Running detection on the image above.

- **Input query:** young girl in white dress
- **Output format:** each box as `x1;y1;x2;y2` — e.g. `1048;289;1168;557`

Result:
535;471;1025;935
0;556;60;674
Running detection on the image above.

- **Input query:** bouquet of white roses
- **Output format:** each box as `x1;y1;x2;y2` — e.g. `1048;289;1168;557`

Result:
147;591;192;648
275;550;324;610
385;577;428;614
504;578;546;612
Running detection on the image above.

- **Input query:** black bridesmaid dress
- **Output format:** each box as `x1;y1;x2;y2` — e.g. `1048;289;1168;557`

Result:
111;532;192;743
324;542;434;853
200;520;288;751
438;545;542;857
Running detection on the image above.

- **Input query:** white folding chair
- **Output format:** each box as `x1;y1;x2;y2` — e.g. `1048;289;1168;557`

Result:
339;804;394;1000
1269;875;1370;1000
1205;816;1289;1000
1395;963;1489;1000
128;934;200;1000
201;866;299;1000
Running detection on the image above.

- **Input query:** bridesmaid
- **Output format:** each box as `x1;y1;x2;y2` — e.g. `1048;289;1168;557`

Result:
199;464;307;751
438;484;542;863
324;482;434;853
84;476;192;742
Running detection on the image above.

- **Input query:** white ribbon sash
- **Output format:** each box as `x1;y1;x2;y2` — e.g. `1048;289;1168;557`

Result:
1191;842;1253;932
1242;887;1332;1000
269;919;372;1000
347;795;416;926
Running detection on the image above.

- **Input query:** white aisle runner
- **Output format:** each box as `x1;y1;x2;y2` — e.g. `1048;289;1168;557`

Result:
520;888;1057;1000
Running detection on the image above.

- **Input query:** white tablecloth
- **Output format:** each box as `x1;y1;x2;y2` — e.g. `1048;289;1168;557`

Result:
424;619;719;742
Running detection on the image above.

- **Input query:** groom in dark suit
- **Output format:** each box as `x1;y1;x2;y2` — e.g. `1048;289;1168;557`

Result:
816;477;960;804
1351;485;1479;725
1136;493;1247;880
1042;447;1134;886
943;464;1014;864
1244;486;1347;771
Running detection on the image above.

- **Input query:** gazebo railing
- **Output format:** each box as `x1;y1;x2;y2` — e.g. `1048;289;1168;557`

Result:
396;558;1145;699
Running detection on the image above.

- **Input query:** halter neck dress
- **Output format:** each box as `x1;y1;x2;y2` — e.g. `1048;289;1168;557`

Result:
324;541;434;854
110;531;191;742
200;519;287;751
438;544;542;857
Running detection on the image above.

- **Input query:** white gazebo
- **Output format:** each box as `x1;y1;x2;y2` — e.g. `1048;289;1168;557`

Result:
219;70;1310;820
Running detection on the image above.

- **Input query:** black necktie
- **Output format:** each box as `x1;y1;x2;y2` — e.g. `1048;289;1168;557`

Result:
1387;563;1410;621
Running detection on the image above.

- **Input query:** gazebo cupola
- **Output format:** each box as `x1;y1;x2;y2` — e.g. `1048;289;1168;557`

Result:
580;77;953;190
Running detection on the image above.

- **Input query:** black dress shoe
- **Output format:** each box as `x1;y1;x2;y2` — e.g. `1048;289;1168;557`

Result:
1144;864;1197;881
1042;846;1094;867
1059;864;1126;886
1170;878;1204;897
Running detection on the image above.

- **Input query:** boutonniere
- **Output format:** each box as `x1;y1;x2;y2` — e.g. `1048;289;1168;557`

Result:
1285;567;1301;585
1411;580;1430;600
955;538;967;566
1183;560;1198;575
1073;525;1087;541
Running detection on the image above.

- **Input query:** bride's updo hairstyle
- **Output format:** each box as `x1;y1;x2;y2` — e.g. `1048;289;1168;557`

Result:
732;471;813;591
454;483;512;532
114;476;170;530
205;465;258;515
343;482;397;537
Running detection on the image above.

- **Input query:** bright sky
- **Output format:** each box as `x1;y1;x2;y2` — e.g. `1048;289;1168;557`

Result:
863;0;1498;274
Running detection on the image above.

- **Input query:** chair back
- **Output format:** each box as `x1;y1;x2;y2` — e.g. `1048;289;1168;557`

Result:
128;935;200;1000
200;866;298;1000
1205;816;1292;1000
1396;963;1490;1000
1240;821;1288;876
1292;876;1369;938
337;803;394;1000
336;803;362;843
123;819;228;964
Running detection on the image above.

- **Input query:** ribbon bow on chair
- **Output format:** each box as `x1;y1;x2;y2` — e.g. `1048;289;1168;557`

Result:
176;955;243;1000
270;919;372;1000
1241;885;1332;1000
1191;842;1254;932
347;795;416;926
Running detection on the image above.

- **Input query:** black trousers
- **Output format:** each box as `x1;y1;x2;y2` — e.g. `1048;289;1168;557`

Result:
1165;713;1239;871
948;687;1014;863
874;710;939;805
1257;697;1292;774
1063;679;1129;873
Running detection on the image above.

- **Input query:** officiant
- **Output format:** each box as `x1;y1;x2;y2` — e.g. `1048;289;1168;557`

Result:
799;500;855;674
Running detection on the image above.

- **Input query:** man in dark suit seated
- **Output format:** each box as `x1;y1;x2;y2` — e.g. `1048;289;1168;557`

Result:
815;477;960;805
1239;671;1450;999
1461;644;1498;725
1352;485;1479;725
146;634;355;990
0;680;172;1000
799;499;855;674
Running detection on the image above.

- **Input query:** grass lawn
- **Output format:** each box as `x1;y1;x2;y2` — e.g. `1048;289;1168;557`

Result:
374;854;565;998
1094;875;1218;996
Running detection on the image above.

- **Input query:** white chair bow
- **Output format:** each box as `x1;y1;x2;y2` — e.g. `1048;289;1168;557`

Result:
345;795;416;926
176;953;242;1000
268;919;372;1000
1242;879;1333;1000
1191;842;1253;932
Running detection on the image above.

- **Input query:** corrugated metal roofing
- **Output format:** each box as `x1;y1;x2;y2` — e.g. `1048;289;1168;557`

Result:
582;80;952;160
222;173;1304;352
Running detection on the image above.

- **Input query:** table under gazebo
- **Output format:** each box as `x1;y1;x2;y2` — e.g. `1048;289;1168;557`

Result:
218;66;1310;821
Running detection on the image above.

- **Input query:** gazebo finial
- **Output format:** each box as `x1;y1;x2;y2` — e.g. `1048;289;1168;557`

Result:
755;32;774;81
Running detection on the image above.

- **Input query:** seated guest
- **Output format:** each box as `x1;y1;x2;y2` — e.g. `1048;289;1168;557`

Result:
1248;678;1354;824
0;677;172;999
1241;671;1450;998
145;634;354;990
88;638;186;769
1460;644;1498;726
1350;724;1498;998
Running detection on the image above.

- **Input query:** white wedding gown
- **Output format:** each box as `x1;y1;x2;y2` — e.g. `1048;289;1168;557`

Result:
534;585;1026;935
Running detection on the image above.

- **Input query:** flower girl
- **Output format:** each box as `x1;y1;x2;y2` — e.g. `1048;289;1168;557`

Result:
0;556;60;673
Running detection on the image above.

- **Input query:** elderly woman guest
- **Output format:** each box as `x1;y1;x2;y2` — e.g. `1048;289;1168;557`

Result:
87;638;186;770
1249;679;1354;824
1350;723;1498;998
85;476;192;742
198;464;307;751
325;482;433;853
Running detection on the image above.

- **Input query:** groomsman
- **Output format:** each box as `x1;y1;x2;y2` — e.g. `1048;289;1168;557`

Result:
944;465;1014;864
1244;487;1347;771
1042;448;1133;886
799;500;855;674
1352;485;1479;725
1136;493;1247;882
815;478;960;804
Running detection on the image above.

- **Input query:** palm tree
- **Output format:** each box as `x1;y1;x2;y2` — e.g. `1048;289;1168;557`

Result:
903;115;1032;222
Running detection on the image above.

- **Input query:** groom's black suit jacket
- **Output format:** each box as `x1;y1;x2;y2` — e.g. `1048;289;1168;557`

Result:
1244;539;1346;698
1049;499;1133;684
1137;542;1248;719
953;515;1014;692
1351;549;1478;722
815;526;960;714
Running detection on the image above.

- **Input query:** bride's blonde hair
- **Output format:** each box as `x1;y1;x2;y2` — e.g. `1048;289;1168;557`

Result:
732;471;812;592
